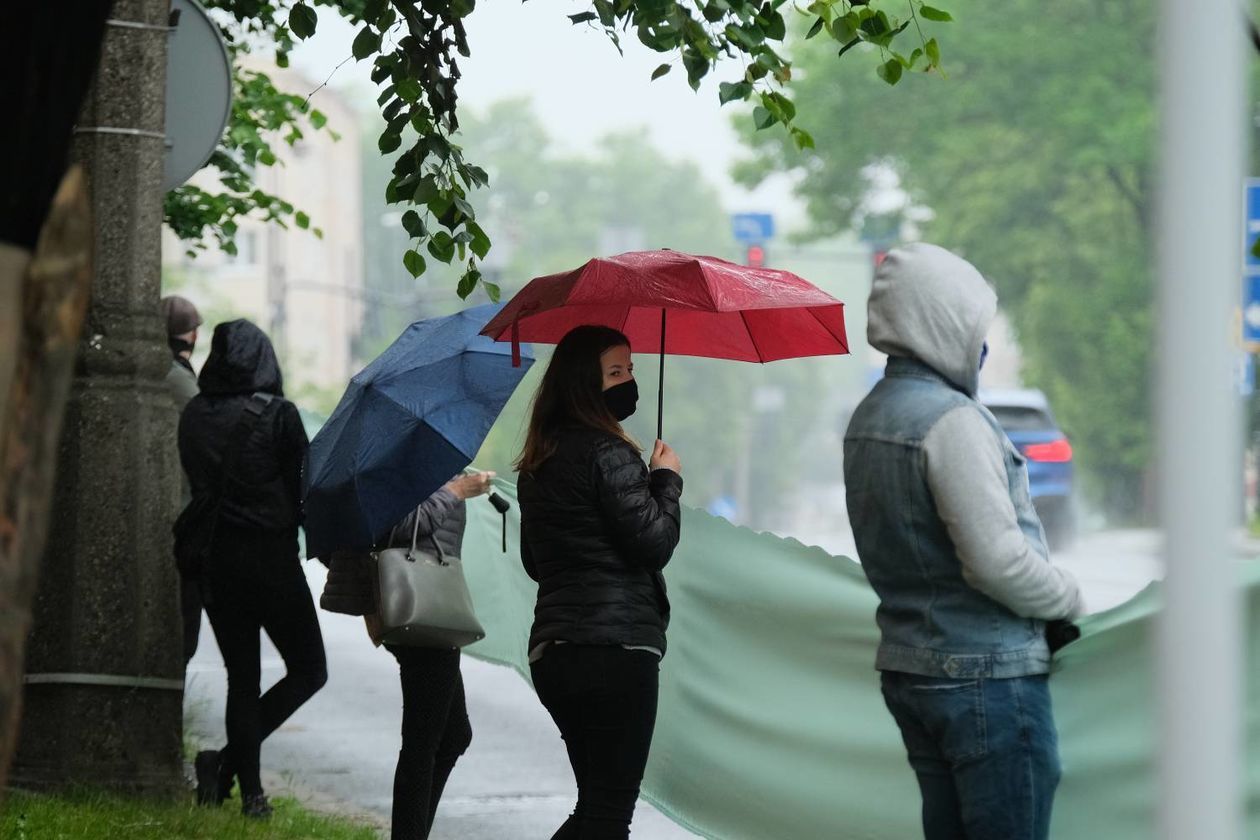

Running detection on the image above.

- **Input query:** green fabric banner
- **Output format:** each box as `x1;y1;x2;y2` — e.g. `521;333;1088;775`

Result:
461;481;1260;839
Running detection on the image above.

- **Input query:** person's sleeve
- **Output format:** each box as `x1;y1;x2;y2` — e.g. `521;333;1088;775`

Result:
924;406;1084;620
592;441;684;571
278;400;309;522
521;536;539;582
387;487;461;546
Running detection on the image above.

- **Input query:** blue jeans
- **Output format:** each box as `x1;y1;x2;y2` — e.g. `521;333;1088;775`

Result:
880;671;1062;840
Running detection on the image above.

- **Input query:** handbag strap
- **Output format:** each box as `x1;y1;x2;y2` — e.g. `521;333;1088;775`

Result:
406;508;449;566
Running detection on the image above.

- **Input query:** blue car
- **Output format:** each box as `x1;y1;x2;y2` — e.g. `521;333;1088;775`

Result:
980;389;1076;549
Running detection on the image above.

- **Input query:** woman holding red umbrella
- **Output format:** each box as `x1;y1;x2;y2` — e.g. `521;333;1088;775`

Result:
515;325;684;840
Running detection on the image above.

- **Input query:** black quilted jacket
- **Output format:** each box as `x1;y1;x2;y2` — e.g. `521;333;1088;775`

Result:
517;425;684;655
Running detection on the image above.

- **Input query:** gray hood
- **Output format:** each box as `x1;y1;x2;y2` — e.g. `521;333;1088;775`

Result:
867;243;996;396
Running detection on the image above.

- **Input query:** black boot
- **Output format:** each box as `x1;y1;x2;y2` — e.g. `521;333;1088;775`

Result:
194;751;224;806
241;793;274;820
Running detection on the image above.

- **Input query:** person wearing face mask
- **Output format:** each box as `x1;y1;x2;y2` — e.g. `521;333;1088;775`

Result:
515;324;684;840
160;294;206;663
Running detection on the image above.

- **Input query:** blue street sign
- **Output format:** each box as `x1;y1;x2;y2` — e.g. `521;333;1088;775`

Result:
1243;179;1260;347
731;212;775;244
1245;275;1260;345
1246;179;1260;270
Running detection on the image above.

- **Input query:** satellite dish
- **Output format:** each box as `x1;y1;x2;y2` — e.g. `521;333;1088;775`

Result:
163;0;232;192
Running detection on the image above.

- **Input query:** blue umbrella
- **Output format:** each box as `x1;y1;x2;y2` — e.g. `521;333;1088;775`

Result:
303;304;534;559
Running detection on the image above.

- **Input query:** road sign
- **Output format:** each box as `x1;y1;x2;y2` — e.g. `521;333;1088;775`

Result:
1246;179;1260;269
1245;279;1260;345
164;0;233;191
731;213;774;244
1244;180;1260;348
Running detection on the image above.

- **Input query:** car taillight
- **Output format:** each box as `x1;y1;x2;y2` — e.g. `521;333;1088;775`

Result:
1024;438;1073;462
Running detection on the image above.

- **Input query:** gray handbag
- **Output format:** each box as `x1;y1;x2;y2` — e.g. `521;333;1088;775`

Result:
374;511;485;648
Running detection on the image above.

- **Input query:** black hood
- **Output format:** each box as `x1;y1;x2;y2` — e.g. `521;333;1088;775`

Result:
198;319;284;396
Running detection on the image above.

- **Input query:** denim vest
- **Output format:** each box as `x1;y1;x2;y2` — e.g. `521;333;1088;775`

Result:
844;357;1051;679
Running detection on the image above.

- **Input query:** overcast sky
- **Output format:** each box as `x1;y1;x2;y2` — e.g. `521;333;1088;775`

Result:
289;2;804;226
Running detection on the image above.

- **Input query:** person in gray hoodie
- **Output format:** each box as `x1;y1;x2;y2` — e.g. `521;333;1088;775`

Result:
844;243;1084;840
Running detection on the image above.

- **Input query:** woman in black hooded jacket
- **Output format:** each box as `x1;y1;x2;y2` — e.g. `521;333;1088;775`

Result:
178;319;327;819
516;325;684;840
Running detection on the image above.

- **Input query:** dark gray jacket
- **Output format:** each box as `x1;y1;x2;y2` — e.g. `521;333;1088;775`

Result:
320;487;466;616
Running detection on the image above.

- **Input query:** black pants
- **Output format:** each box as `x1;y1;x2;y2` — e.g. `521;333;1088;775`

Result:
530;645;660;840
386;645;472;840
181;574;203;664
204;534;327;799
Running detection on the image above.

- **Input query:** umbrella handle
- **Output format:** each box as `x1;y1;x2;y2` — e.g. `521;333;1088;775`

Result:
657;309;666;441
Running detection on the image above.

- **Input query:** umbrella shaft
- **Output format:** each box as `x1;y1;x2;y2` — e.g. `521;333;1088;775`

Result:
657;309;666;441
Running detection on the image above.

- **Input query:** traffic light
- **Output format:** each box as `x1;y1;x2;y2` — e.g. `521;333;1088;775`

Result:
746;243;766;268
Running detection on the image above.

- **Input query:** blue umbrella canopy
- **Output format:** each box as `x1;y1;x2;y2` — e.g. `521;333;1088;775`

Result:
303;304;534;559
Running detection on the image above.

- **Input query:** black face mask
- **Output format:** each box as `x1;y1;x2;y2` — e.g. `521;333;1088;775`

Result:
603;379;639;421
169;336;195;357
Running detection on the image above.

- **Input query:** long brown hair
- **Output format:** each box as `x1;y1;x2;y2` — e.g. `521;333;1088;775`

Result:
515;325;639;474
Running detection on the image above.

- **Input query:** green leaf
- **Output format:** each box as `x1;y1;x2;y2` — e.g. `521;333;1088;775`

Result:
919;5;953;22
352;26;380;61
483;281;501;303
309;109;328;130
403;249;426;278
830;12;859;43
395;79;423;103
764;12;786;41
378;131;402;154
453;196;476;220
413;176;440;204
288;3;317;39
753;106;777;130
295;211;311;229
719;80;753;104
925;37;941;65
258;149;277;166
568;11;598;24
428;231;456;264
457;267;481;299
468;222;491;259
401;210;426;238
791;127;816;150
877;58;903;85
805;17;825;39
651;63;672;80
593;0;615;26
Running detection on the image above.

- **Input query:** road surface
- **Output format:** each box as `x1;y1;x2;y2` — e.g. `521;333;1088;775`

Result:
185;527;1169;838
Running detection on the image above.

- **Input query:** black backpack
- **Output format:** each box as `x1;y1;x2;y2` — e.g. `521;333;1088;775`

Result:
172;392;273;578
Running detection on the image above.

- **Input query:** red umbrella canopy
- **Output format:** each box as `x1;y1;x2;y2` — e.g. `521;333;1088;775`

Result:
480;250;848;363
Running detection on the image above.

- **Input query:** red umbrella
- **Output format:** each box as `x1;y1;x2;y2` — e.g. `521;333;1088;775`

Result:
480;250;849;439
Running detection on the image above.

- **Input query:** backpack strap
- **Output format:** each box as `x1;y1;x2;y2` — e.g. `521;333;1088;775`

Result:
215;392;274;498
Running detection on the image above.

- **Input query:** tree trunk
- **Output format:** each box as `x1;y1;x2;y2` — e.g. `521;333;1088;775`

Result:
13;0;186;795
0;167;94;790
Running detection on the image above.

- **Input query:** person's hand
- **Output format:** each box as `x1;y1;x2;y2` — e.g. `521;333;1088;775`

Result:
649;440;681;475
445;470;496;500
364;611;385;647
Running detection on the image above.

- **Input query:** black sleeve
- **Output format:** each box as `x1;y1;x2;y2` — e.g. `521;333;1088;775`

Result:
277;400;309;522
520;535;539;582
592;440;684;572
386;487;461;547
